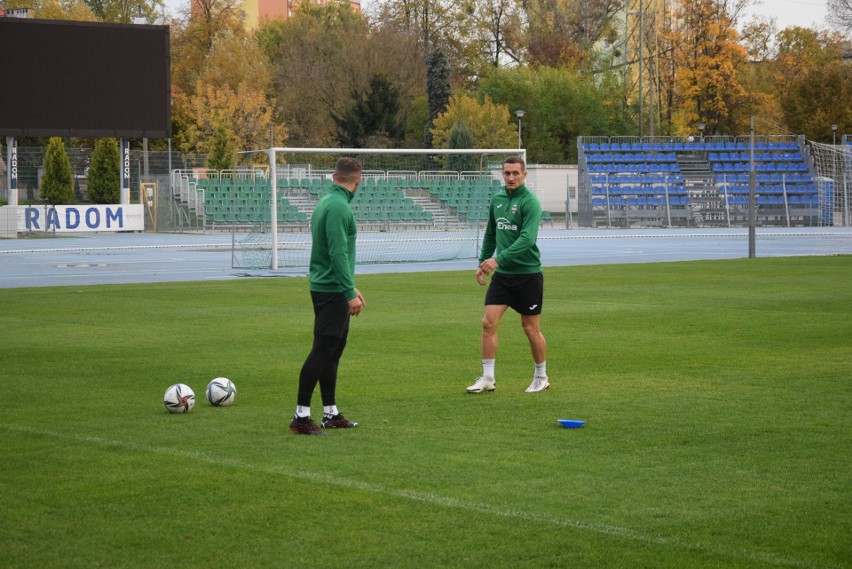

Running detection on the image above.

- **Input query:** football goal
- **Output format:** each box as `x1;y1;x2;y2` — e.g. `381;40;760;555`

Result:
808;140;851;227
230;147;526;270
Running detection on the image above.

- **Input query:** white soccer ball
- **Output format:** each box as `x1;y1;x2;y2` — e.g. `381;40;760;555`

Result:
206;377;237;406
163;383;195;414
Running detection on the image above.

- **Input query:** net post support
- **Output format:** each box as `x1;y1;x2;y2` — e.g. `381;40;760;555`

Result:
269;147;279;271
748;117;756;258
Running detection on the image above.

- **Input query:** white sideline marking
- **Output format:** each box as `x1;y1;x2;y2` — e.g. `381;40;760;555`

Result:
3;230;851;255
1;423;837;569
0;243;234;255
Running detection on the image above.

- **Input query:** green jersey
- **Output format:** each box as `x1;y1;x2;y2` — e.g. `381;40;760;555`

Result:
479;183;542;274
309;184;357;300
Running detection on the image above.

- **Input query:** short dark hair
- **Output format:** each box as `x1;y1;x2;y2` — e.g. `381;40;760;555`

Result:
334;157;363;184
503;155;526;171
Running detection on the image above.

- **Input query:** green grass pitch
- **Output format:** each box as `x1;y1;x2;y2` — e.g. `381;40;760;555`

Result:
1;256;850;568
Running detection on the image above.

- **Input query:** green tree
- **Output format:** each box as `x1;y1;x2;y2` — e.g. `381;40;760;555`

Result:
425;48;452;147
481;66;630;162
769;27;851;140
83;0;165;23
446;121;477;172
334;75;406;148
169;0;245;94
373;0;521;88
430;93;516;149
88;138;120;204
206;124;234;171
523;0;622;67
268;2;423;146
2;0;97;20
42;138;74;205
374;0;452;50
781;63;852;142
173;80;286;159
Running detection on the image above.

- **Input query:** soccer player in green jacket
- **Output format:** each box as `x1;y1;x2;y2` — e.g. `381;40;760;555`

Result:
467;156;549;394
290;157;366;435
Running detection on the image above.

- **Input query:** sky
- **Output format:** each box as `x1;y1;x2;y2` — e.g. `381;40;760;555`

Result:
739;0;830;31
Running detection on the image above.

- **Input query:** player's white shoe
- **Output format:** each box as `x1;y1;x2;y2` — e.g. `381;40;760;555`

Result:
466;376;496;393
525;375;550;393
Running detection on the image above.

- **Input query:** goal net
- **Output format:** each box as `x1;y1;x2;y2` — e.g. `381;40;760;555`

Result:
809;140;851;227
230;148;525;270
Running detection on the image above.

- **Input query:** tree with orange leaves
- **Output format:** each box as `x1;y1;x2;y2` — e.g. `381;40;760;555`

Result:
665;0;754;136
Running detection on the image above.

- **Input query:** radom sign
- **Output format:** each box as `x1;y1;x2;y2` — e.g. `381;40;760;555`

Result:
19;204;144;232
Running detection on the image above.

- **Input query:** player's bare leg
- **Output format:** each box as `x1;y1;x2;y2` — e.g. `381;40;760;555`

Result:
467;304;508;393
481;304;509;359
521;314;549;392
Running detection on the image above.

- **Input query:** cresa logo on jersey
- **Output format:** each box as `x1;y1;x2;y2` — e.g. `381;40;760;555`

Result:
496;217;518;231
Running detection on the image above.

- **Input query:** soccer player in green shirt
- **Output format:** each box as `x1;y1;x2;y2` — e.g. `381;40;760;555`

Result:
290;157;366;435
467;156;549;394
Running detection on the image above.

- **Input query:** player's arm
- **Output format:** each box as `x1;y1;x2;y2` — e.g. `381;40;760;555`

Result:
350;287;365;316
477;200;498;284
479;199;497;264
324;205;357;301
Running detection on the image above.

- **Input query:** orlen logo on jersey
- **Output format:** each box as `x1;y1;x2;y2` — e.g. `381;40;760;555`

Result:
496;217;518;231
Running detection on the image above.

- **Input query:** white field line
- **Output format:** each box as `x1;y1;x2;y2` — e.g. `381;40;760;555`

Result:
1;423;839;569
3;230;851;255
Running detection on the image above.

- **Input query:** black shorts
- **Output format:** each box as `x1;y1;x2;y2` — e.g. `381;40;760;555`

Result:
485;272;544;316
311;291;351;339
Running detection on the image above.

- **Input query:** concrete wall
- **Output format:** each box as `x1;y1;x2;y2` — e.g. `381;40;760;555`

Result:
524;164;579;214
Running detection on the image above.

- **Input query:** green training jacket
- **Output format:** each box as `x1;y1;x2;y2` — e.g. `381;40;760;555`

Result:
479;183;542;274
309;184;357;300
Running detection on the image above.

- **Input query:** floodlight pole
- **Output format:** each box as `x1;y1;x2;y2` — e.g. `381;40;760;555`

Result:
748;117;756;258
516;109;525;149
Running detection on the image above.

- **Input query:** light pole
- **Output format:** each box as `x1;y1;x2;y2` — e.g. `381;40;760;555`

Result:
625;9;638;112
697;122;705;142
637;0;643;138
516;109;525;149
831;124;838;145
625;4;643;137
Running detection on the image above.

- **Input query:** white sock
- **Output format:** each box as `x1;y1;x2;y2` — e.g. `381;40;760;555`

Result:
295;405;311;418
482;359;495;379
535;361;547;377
323;405;338;417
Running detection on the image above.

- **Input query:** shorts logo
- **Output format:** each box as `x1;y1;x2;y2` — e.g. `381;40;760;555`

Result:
496;217;518;231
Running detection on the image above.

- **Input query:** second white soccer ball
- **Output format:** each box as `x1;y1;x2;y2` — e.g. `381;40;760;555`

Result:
206;377;237;406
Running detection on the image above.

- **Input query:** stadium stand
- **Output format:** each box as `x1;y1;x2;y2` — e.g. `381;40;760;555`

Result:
173;170;527;231
579;135;822;227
